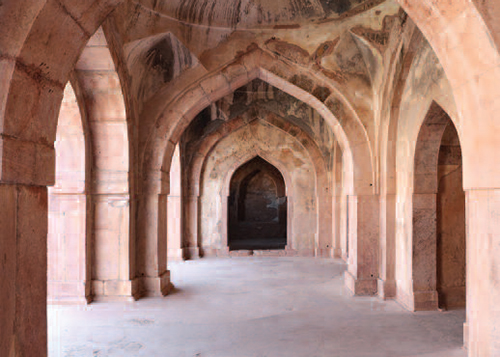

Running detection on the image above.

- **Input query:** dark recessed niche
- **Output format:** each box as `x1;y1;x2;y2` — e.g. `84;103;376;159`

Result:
228;156;287;251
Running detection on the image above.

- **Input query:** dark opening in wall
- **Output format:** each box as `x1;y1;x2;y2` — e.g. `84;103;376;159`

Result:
228;157;287;250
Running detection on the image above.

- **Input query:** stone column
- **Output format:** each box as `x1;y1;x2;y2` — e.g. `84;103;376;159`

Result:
344;194;380;295
332;193;343;258
465;189;500;356
136;186;172;297
0;184;48;356
411;192;439;310
91;193;137;301
316;191;333;258
377;193;397;299
86;102;137;301
183;195;200;259
75;37;138;301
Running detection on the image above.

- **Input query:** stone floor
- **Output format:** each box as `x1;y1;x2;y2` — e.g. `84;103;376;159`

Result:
48;257;466;357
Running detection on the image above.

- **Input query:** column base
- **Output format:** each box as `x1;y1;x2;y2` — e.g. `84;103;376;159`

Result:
315;248;334;258
412;290;439;311
344;271;377;296
333;248;343;259
183;247;200;260
137;271;173;297
92;278;140;302
437;285;466;309
377;278;396;299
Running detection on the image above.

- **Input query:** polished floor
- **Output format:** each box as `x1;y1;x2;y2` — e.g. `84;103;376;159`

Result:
48;257;466;357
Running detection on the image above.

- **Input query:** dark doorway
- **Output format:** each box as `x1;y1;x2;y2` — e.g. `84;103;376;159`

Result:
228;157;287;250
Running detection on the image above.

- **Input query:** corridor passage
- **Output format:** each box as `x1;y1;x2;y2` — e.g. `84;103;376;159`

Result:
48;258;465;357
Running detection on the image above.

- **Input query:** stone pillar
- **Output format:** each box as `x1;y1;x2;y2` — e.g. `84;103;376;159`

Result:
83;85;137;301
136;188;171;296
411;192;439;310
0;184;48;356
332;194;343;258
91;193;137;301
377;193;397;299
86;115;137;301
183;195;200;259
316;191;333;258
465;189;500;356
75;36;138;301
344;194;379;296
333;143;344;259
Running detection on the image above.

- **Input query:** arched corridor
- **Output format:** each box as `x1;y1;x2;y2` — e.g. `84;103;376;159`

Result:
1;1;500;356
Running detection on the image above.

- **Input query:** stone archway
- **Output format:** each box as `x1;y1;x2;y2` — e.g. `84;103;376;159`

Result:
228;156;287;251
184;109;331;258
199;119;318;256
411;102;465;311
47;83;89;305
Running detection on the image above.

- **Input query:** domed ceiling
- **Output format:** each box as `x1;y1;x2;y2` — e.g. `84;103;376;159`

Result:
137;0;386;28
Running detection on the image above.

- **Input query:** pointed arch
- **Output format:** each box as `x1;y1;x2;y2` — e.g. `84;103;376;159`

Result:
140;48;378;197
198;119;319;256
181;109;334;258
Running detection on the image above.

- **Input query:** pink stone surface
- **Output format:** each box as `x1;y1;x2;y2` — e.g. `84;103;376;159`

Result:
1;1;500;356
